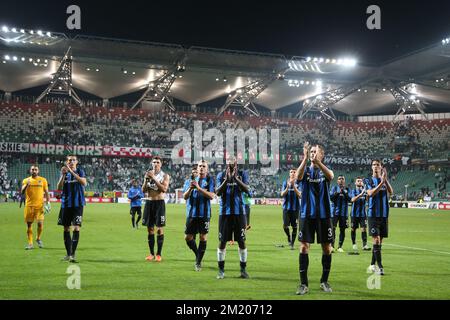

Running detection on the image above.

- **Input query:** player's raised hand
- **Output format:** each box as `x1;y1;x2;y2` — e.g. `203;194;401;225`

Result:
65;164;76;174
315;148;324;164
232;165;238;178
303;142;310;159
311;151;318;165
226;166;231;179
191;180;199;189
381;168;387;183
147;170;155;180
61;166;68;175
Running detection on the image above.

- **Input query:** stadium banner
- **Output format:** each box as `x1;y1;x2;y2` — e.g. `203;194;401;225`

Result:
0;142;164;158
189;151;394;165
102;146;161;158
0;142;103;156
407;202;430;209
438;202;450;210
86;197;114;203
1;142;409;166
390;201;408;208
281;153;395;165
0;142;28;152
254;198;283;205
50;197;114;203
117;197;130;204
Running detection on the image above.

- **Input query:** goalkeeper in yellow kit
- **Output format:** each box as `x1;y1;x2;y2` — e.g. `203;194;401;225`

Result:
21;164;51;250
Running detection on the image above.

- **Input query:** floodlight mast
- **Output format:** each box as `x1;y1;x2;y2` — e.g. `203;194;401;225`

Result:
131;55;187;110
386;81;428;121
35;47;82;106
296;84;362;121
217;69;288;117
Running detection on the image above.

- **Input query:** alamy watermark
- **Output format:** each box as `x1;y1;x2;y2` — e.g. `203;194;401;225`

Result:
366;269;381;290
366;5;381;30
66;265;81;290
66;5;81;30
171;121;279;175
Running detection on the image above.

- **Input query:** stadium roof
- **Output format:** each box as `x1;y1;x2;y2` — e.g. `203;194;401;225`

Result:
1;27;450;116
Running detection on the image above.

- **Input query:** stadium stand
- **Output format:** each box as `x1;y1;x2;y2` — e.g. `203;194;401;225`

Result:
0;99;448;200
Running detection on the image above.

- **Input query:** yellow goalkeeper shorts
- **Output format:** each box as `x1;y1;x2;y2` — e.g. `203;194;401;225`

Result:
24;206;44;223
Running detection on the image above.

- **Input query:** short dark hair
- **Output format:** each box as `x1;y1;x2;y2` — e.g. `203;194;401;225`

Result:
372;159;381;165
338;175;345;179
66;154;77;160
30;164;39;169
356;176;363;180
152;156;162;163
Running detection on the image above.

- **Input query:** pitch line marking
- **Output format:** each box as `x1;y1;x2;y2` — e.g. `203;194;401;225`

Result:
384;243;450;256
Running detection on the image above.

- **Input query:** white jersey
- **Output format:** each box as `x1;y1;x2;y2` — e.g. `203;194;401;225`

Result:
147;170;165;191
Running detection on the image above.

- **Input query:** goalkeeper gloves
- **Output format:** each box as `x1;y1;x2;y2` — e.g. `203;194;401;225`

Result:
44;203;51;215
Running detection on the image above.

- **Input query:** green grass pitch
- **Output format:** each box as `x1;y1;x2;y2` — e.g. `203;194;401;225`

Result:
0;203;449;300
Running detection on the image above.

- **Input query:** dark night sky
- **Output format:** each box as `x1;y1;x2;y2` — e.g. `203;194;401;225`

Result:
1;0;450;65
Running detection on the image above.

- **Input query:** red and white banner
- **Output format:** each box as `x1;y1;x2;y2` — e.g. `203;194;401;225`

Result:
0;141;163;158
49;197;113;203
253;198;283;205
102;146;159;158
438;202;450;210
86;197;113;203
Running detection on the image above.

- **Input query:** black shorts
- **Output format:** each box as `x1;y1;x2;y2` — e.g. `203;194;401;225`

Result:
58;207;84;227
142;200;166;227
298;217;334;244
368;217;388;238
185;216;210;235
130;206;142;216
283;210;298;228
333;215;349;229
351;217;367;229
218;214;247;243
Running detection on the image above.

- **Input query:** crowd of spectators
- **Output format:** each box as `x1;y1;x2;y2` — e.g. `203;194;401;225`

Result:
0;99;449;199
